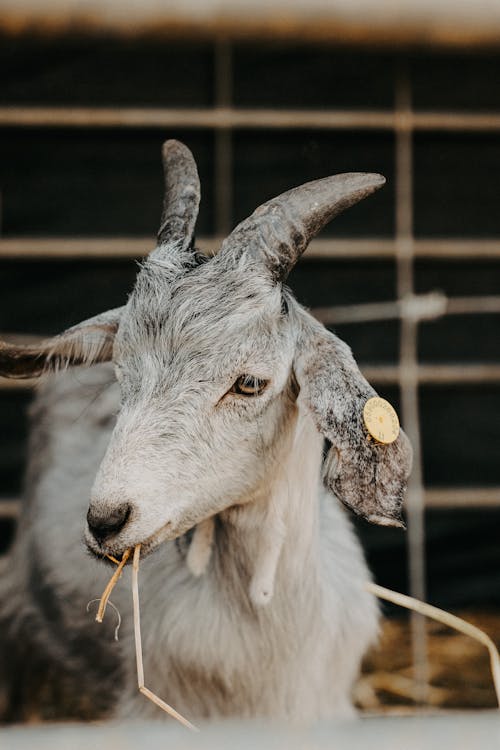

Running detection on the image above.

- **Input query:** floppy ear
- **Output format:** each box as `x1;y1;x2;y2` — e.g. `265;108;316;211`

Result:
294;316;412;527
0;307;123;379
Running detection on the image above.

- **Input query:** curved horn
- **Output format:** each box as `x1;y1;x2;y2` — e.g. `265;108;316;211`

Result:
220;173;385;281
156;139;201;252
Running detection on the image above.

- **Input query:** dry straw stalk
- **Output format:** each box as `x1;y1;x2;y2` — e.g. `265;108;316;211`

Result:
365;581;500;708
131;544;199;731
95;548;130;623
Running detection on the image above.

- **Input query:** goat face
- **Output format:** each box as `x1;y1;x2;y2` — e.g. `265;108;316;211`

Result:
0;140;412;559
86;257;299;556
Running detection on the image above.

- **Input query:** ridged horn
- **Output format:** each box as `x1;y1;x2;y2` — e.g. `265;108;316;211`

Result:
156;139;201;252
220;173;385;281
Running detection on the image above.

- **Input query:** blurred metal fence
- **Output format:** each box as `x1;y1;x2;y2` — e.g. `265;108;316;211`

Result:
1;43;499;708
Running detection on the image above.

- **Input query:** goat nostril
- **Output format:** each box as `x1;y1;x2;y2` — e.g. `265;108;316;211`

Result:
87;503;131;544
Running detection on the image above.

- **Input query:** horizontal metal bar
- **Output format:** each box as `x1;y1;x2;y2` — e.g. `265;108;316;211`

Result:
2;488;499;519
0;106;393;130
362;364;500;385
447;296;500;315
2;107;500;132
315;294;500;325
2;364;500;392
315;293;446;325
0;236;162;259
3;237;500;260
0;499;20;519
415;112;500;132
424;488;500;509
0;376;39;390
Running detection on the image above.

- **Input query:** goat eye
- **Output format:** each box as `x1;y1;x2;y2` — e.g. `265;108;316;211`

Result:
230;375;269;397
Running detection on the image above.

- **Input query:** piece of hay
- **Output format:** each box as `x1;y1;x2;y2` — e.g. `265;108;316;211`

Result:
87;599;122;641
365;581;500;708
95;548;131;623
93;544;198;730
132;544;199;731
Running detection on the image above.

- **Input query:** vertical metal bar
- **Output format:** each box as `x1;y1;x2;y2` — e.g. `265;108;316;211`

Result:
214;39;233;236
395;64;429;705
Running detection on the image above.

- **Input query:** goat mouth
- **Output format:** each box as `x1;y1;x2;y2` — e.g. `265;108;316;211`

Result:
86;513;204;564
86;518;181;562
132;520;176;557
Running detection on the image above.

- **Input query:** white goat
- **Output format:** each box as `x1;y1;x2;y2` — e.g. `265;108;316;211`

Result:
0;140;411;723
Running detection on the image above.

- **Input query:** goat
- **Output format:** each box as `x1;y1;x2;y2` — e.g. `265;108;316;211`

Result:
0;140;412;723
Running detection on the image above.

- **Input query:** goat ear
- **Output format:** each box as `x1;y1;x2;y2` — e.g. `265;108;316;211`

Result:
0;307;123;379
294;318;412;527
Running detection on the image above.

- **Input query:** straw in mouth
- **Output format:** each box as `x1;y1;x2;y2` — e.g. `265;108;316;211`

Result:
92;543;199;731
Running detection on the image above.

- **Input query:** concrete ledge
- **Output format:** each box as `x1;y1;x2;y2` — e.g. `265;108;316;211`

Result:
2;713;500;750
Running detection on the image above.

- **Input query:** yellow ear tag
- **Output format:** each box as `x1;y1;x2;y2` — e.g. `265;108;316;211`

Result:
363;397;400;445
